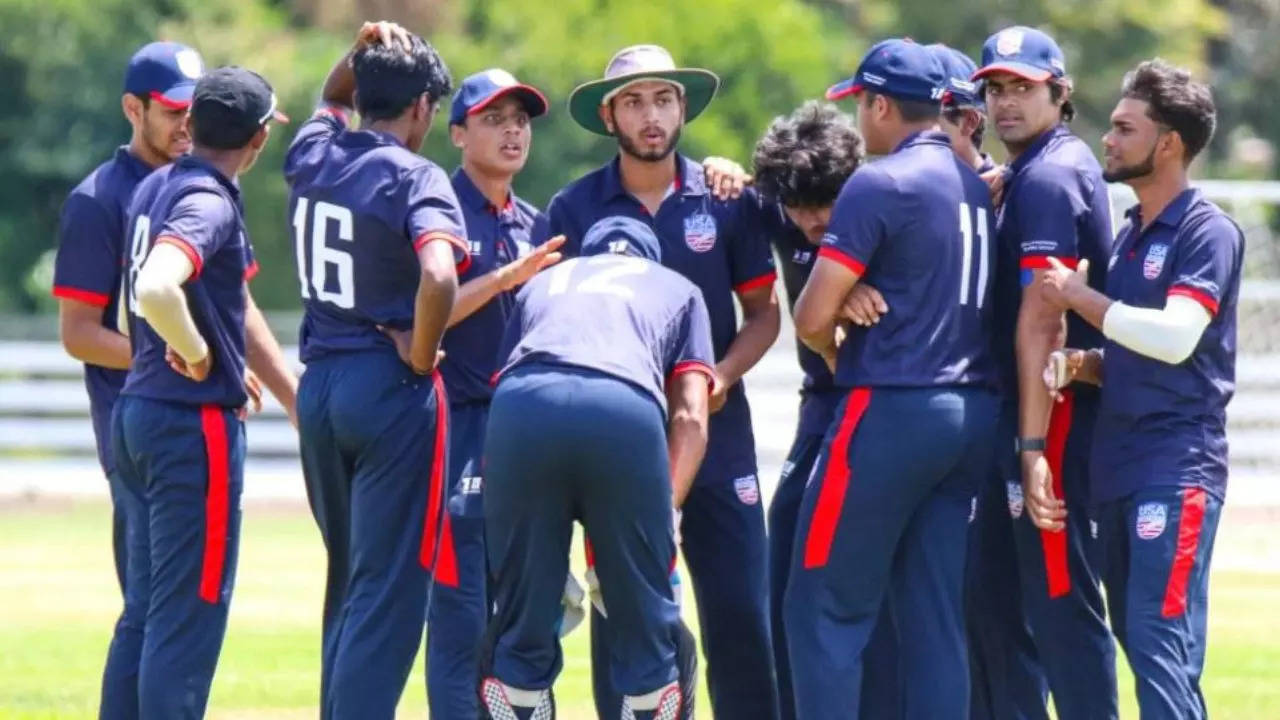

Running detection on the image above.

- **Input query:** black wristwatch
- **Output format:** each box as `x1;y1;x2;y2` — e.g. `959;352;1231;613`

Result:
1015;437;1047;453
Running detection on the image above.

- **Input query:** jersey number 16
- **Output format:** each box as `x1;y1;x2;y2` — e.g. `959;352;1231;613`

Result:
293;198;356;309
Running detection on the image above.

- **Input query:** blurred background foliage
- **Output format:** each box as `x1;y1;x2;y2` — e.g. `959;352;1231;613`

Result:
1;0;1271;312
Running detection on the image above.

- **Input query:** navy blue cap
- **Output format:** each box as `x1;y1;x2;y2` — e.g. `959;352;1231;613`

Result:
581;216;662;262
450;68;549;126
927;44;981;108
973;26;1066;83
124;41;204;108
826;38;946;105
191;66;288;150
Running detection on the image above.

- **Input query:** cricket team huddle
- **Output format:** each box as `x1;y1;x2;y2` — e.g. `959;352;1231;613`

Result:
50;14;1241;720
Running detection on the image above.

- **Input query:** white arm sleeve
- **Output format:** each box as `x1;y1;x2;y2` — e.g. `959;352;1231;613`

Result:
135;242;207;364
1101;294;1212;365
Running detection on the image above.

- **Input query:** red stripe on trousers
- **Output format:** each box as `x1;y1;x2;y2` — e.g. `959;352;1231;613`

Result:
1162;487;1207;618
420;371;457;586
584;537;595;569
1040;390;1074;598
803;387;872;569
199;405;230;604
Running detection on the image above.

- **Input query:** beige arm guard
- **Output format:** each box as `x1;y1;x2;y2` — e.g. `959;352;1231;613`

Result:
1101;294;1211;365
135;242;207;364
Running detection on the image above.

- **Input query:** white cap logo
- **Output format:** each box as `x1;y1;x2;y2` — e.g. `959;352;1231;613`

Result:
175;48;204;80
485;68;517;87
996;29;1025;57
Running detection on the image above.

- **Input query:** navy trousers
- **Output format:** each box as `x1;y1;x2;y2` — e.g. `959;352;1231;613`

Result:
104;396;245;719
298;350;447;720
1096;485;1222;720
484;365;681;708
785;386;997;720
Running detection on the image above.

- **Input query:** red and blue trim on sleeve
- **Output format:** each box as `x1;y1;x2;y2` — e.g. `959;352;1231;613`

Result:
666;360;716;388
733;271;777;296
1020;255;1079;271
1167;285;1220;316
51;286;110;308
156;235;205;279
414;231;473;275
817;246;866;276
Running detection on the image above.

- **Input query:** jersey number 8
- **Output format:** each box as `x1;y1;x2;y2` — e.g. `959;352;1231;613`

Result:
292;197;355;309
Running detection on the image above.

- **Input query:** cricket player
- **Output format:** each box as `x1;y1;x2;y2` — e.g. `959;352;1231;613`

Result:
283;23;467;718
480;215;712;720
1037;60;1239;720
547;44;781;718
112;64;292;718
929;43;997;175
50;40;203;718
748;100;872;720
972;26;1118;719
785;38;998;719
428;68;563;717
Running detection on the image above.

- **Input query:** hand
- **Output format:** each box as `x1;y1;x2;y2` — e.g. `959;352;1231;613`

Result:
166;345;212;382
1043;348;1086;402
1022;453;1067;532
981;165;1009;207
355;21;413;53
840;284;889;327
702;156;752;201
500;235;566;291
709;371;729;414
1041;257;1090;310
244;369;264;414
378;326;443;374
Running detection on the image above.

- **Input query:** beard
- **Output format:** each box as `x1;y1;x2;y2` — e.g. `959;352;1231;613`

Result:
617;124;681;162
1103;142;1158;183
142;118;187;161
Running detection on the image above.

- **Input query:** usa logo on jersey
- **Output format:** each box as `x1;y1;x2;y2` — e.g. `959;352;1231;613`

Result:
1143;243;1169;280
1136;502;1167;540
1006;481;1024;518
684;212;717;253
734;475;760;505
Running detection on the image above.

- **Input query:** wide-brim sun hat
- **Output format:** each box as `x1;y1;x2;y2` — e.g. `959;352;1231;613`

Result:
568;44;719;136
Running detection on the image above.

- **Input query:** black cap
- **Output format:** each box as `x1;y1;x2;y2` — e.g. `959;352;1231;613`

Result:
191;66;289;150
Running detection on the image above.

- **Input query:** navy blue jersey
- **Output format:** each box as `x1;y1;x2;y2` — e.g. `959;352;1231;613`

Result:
120;156;257;408
544;155;777;360
52;146;153;473
993;125;1114;393
283;109;469;363
441;168;549;403
495;254;715;415
1092;189;1243;504
821;131;996;389
543;154;776;458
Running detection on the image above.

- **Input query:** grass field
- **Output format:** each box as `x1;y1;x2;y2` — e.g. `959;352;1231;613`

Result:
1;499;1278;719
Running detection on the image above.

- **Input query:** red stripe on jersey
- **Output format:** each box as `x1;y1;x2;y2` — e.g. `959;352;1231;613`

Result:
734;271;777;295
52;285;110;308
199;405;231;604
1162;487;1207;618
666;361;716;388
1040;389;1074;598
414;231;472;274
803;387;872;569
1020;255;1078;271
1167;286;1219;316
817;246;866;276
244;260;260;283
156;235;204;279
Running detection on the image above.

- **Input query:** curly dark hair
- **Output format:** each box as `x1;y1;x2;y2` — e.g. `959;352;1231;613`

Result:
1048;80;1076;123
1120;59;1216;163
352;34;452;122
752;101;865;208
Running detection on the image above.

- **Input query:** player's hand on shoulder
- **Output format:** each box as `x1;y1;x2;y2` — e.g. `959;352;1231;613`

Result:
981;164;1010;207
166;345;212;382
840;283;889;327
701;156;752;201
500;235;566;291
355;21;413;53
